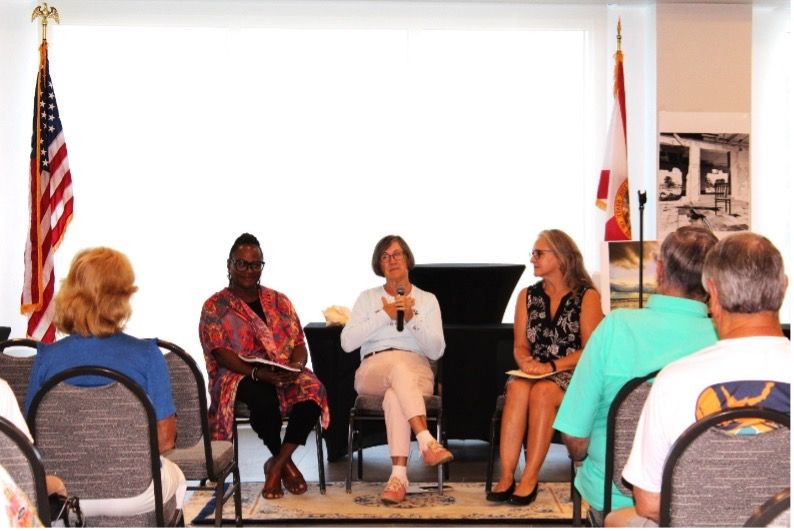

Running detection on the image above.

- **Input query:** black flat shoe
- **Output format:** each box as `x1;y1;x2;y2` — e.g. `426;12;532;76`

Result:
507;483;539;506
486;481;515;502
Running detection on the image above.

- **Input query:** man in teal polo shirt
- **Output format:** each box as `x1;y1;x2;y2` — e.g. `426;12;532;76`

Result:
552;226;719;526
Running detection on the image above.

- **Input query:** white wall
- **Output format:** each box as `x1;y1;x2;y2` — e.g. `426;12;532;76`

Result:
1;1;609;363
655;2;791;323
752;3;792;326
1;1;791;365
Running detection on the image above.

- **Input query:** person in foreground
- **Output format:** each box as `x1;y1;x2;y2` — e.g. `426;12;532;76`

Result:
553;226;719;525
0;463;41;527
607;232;791;527
340;235;451;505
3;376;69;509
23;247;186;518
1;379;50;526
488;229;603;505
1;377;33;441
199;233;329;500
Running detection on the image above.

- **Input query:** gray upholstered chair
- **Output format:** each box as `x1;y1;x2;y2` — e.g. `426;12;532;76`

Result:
602;370;658;515
660;407;790;527
232;400;326;494
0;416;50;526
744;487;790;527
159;339;242;527
0;338;39;410
28;366;182;527
346;359;446;494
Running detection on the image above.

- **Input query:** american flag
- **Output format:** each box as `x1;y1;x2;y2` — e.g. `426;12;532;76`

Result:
595;46;631;241
21;42;74;342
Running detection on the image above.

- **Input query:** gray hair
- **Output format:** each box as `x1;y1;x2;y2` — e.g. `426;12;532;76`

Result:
658;226;719;301
702;232;787;313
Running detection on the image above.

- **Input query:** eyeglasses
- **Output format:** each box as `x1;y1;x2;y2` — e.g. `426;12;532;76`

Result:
231;258;265;272
380;251;405;263
530;249;554;259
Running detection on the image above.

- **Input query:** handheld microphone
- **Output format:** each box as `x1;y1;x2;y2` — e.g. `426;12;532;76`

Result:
396;285;405;332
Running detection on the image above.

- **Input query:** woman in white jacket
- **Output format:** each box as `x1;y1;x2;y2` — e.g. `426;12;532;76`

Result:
341;235;452;505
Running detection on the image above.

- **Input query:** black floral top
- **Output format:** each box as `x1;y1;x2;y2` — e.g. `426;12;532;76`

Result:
525;281;589;390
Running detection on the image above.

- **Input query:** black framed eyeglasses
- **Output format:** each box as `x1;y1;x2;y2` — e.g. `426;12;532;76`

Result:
231;258;265;272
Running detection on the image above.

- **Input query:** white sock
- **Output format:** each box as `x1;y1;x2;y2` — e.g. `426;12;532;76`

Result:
415;430;435;452
390;465;408;486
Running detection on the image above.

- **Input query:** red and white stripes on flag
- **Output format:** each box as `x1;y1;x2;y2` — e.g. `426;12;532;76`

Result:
21;42;74;343
595;49;631;241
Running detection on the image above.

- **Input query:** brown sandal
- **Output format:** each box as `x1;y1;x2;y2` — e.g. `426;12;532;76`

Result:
282;460;308;495
261;457;284;499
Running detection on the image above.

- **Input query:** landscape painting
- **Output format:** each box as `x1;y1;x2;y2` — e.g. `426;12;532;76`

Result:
608;241;659;309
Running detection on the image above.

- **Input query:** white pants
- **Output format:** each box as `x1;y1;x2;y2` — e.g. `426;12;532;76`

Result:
79;456;186;517
354;349;435;457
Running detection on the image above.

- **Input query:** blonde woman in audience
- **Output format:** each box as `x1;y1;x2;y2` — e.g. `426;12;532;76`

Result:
24;247;186;518
488;229;603;505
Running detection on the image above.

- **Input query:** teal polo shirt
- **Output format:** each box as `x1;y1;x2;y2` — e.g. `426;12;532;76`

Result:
552;294;718;512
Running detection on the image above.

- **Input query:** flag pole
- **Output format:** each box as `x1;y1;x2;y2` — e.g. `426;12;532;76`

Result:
28;3;61;316
596;17;631;240
31;2;60;44
24;2;73;342
615;18;647;308
615;19;646;308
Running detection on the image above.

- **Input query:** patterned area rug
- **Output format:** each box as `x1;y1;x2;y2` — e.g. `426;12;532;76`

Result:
186;481;587;525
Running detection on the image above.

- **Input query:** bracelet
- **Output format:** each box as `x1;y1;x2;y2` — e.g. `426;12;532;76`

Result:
548;360;557;372
251;367;259;381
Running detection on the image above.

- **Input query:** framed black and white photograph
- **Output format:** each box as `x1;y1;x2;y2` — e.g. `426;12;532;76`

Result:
655;112;751;242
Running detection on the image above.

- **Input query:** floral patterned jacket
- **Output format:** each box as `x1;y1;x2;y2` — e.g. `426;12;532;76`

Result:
199;286;329;440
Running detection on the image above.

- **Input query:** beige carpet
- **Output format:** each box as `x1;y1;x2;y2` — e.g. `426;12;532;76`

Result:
186;481;587;525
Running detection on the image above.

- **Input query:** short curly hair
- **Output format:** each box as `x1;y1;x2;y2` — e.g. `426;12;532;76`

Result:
53;247;138;337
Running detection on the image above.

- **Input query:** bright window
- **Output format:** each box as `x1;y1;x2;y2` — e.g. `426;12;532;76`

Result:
43;19;599;356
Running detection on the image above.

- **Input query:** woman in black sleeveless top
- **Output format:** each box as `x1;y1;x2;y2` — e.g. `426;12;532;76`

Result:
487;229;603;505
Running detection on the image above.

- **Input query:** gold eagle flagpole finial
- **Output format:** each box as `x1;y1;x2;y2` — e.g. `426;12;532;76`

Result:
31;2;60;44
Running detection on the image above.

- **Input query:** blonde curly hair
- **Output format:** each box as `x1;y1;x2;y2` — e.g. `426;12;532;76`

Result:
54;247;138;337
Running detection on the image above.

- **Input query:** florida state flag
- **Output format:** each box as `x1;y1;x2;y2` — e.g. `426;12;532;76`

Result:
595;49;631;241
